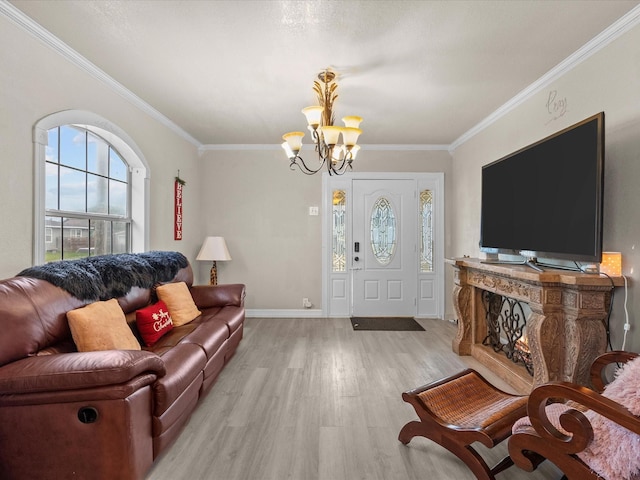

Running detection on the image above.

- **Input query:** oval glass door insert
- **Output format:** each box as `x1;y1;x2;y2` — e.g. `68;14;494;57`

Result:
370;196;396;265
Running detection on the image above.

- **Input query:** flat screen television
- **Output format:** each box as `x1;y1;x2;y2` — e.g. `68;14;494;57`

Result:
480;112;605;268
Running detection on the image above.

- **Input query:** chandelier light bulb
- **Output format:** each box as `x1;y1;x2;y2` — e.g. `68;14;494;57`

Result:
281;141;295;159
331;144;345;163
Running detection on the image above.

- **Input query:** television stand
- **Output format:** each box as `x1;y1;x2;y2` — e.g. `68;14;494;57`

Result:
481;256;544;272
448;258;622;393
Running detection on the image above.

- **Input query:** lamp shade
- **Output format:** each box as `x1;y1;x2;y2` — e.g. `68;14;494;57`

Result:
342;116;363;128
302;106;323;128
320;126;343;146
341;127;362;147
282;132;304;153
281;141;295;159
600;252;622;276
196;236;232;261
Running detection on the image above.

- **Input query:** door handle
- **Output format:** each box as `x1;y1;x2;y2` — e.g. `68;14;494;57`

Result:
354;256;359;262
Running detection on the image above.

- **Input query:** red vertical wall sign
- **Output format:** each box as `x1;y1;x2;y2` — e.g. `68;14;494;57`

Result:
174;179;183;240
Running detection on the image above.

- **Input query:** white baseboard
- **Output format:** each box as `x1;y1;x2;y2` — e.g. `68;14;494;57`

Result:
245;308;325;318
246;310;455;321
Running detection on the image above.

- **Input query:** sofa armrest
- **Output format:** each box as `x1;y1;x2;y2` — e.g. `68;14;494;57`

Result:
0;350;166;395
190;283;246;309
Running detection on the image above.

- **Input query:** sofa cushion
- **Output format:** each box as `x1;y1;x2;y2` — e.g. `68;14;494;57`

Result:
156;282;201;327
181;315;229;359
117;286;151;315
136;301;174;347
67;299;141;352
215;305;244;334
152;343;206;417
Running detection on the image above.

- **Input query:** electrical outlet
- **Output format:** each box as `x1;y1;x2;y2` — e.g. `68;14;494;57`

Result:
302;297;312;308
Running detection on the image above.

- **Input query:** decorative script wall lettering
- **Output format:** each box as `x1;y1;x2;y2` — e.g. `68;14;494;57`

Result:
546;90;568;123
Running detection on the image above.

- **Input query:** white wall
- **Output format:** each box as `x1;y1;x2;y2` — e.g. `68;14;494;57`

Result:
0;14;203;277
451;22;640;351
198;148;452;310
0;9;453;317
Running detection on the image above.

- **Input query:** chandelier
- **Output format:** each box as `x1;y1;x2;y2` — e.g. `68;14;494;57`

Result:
281;69;363;176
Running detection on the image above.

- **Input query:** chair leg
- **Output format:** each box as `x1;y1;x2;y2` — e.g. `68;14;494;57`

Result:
398;420;497;480
490;456;514;476
441;438;496;480
398;420;424;445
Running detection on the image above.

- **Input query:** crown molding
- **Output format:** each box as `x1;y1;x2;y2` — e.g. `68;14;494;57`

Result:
0;1;202;148
360;144;450;151
198;143;451;155
449;4;640;152
199;144;282;152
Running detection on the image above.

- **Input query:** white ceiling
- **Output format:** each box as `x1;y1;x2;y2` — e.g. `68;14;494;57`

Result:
8;0;640;147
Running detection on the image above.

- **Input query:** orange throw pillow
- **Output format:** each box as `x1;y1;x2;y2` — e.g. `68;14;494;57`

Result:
155;282;201;326
67;299;141;352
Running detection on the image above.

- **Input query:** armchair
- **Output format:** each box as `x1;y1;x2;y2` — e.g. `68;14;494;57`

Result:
509;351;640;480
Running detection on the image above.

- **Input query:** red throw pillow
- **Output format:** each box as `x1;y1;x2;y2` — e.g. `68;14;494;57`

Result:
136;300;174;347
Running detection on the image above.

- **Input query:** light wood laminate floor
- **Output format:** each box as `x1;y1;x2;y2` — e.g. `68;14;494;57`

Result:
146;318;562;480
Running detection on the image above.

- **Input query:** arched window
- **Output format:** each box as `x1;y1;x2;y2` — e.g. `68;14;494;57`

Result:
34;111;148;264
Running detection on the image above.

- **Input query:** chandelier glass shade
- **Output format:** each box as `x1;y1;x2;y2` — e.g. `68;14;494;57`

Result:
282;70;362;176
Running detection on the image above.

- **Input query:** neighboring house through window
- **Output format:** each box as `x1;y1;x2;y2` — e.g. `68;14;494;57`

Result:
34;111;149;265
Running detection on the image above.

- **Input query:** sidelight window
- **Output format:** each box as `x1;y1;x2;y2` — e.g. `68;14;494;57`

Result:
420;190;433;272
332;190;347;272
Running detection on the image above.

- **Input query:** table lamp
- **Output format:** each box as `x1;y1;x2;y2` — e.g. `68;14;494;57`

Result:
196;236;231;285
600;252;622;276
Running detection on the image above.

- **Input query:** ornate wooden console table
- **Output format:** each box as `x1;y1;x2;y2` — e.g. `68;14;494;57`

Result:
448;258;621;393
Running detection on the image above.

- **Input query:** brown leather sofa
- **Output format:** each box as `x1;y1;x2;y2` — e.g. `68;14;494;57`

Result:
0;259;245;479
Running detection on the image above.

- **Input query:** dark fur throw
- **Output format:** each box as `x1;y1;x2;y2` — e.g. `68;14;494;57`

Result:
17;251;189;301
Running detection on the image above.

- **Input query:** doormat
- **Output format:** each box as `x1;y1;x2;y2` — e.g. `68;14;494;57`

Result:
350;317;425;331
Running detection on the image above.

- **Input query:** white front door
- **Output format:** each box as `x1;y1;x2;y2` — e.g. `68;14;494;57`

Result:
352;179;416;316
322;172;445;319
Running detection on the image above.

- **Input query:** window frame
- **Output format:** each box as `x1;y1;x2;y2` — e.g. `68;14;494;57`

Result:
33;111;149;265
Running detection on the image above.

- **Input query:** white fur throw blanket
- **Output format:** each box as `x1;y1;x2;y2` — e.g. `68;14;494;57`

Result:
513;356;640;479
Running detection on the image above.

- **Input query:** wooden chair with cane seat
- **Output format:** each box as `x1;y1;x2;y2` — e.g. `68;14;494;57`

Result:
508;350;640;480
398;368;528;480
